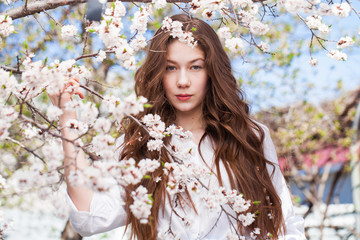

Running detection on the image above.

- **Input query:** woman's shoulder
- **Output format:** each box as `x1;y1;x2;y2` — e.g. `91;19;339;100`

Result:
251;119;272;139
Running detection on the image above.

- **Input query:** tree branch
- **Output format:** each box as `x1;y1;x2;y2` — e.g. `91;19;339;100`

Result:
3;0;192;20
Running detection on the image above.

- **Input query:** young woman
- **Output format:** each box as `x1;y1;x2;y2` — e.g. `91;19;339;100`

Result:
51;14;305;239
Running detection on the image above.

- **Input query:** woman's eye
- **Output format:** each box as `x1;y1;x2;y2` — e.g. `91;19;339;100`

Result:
166;66;176;71
191;65;202;70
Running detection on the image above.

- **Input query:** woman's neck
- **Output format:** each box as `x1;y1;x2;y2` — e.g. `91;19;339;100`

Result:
175;111;206;145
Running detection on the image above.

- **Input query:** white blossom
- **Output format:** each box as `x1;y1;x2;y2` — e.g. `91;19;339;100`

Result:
61;25;78;39
130;35;147;51
249;21;269;36
161;17;197;47
317;3;332;16
0;175;7;190
147;139;163;151
0;15;14;37
130;186;153;223
337;36;354;49
0;106;18;122
238;212;256;226
68;170;86;187
202;9;215;20
327;49;347;61
94;117;112;133
309;58;318;66
0;68;18;99
225;37;244;53
258;41;270;52
21;123;40;139
78;102;99;125
65;119;89;135
46;105;63;121
0;119;10;140
42;139;64;163
95;50;107;62
217;27;232;41
123;56;136;70
152;0;167;9
331;3;351;18
130;5;152;35
250;227;261;239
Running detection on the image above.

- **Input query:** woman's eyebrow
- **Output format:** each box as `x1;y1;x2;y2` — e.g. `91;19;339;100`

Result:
166;58;205;64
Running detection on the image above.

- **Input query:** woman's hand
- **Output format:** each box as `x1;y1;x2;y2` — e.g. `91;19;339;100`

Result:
48;78;84;109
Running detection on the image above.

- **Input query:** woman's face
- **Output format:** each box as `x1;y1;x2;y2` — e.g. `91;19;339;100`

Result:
163;40;208;119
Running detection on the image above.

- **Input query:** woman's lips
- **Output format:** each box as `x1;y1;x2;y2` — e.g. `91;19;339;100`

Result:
176;94;192;101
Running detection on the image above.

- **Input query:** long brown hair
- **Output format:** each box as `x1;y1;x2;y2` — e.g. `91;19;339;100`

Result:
120;14;285;239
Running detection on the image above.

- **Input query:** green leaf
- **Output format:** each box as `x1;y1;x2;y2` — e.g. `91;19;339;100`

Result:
191;27;197;32
144;103;152;108
143;175;151;179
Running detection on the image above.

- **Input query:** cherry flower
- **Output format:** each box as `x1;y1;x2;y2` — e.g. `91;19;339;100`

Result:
65;119;89;135
0;15;14;37
113;1;126;17
152;0;167;9
250;227;261;239
0;68;17;99
83;165;117;192
130;35;147;51
93;117;112;133
67;170;86;188
232;0;253;9
225;37;244;53
201;187;228;212
217;27;232;41
278;0;312;14
249;21;269;36
142;114;166;139
95;50;107;62
258;41;270;52
130;5;152;35
61;24;78;39
42;139;65;163
226;232;245;240
91;134;116;161
305;15;330;34
161;17;197;47
0;175;7;191
327;49;347;61
317;3;332;16
337;36;354;49
309;58;318;66
46;105;63;122
238;212;256;226
1;106;18;122
21;123;40;139
78;102;99;125
147;139;163;151
0;119;10;140
130;185;153;224
331;3;351;18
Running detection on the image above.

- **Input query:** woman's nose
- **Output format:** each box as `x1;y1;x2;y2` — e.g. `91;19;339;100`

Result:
176;69;190;88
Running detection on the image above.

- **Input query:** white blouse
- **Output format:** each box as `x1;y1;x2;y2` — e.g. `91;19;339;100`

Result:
67;124;306;239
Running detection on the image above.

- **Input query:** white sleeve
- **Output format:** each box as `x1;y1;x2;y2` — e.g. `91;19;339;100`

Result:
67;184;127;236
66;135;127;237
262;125;306;240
